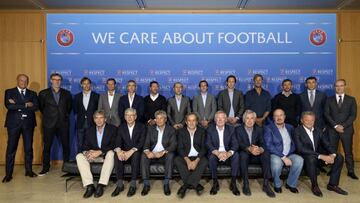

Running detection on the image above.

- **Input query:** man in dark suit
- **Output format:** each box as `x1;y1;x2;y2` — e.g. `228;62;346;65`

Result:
38;73;72;175
167;82;191;130
294;111;348;197
175;112;208;198
299;76;327;130
324;79;358;179
236;110;275;197
217;75;244;126
206;111;240;196
98;78;121;127
118;80;144;123
144;81;167;126
76;110;117;198
3;74;39;182
73;77;99;152
141;110;177;196
112;108;146;197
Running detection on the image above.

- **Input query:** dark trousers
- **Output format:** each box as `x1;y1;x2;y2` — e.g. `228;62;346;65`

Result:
239;150;271;184
5;125;34;176
42;124;70;170
328;128;354;173
303;153;344;187
76;121;89;153
114;151;140;181
175;156;208;188
141;152;174;180
208;152;239;180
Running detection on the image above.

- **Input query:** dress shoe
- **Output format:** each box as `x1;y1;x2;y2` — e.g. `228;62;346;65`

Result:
127;186;136;197
285;184;299;193
348;172;359;180
274;186;282;193
25;171;38;178
111;185;124;197
94;184;104;198
311;185;323;197
83;185;95;198
2;176;12;183
195;184;204;195
327;185;348;195
210;181;219;195
141;185;150;196
263;184;275;198
164;184;171;196
38;169;49;177
242;184;251;196
229;181;240;196
177;185;187;199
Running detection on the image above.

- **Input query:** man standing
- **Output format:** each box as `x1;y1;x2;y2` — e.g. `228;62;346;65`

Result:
118;80;144;123
144;81;167;126
324;79;358;179
38;73;72;175
98;78;121;127
167;82;191;130
3;74;39;182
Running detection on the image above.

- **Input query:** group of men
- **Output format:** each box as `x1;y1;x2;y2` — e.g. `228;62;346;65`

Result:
3;73;358;199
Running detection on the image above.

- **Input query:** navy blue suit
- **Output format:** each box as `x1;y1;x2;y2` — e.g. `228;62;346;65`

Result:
263;122;296;157
118;94;144;123
300;90;327;130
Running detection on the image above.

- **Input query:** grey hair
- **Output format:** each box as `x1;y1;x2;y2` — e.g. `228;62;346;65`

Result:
154;110;167;120
125;107;137;115
242;109;257;123
93;110;106;118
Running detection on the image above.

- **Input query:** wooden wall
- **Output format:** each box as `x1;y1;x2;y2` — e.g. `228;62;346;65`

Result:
0;10;359;164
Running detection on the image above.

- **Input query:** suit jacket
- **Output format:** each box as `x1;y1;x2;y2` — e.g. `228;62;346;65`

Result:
115;122;146;151
299;90;327;129
118;94;144;123
4;87;39;128
73;91;99;129
293;125;335;157
81;124;117;153
143;124;177;153
177;127;207;159
264;122;296;157
324;95;357;131
217;88;244;118
167;95;191;126
38;88;72;128
98;92;121;127
192;93;217;122
206;124;238;154
236;124;265;152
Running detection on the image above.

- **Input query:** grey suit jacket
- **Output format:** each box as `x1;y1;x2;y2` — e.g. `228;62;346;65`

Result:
98;92;121;127
192;93;217;122
167;95;191;126
217;88;244;118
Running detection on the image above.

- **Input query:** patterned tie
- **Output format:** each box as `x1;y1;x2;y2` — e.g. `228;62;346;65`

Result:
309;90;315;107
338;95;343;108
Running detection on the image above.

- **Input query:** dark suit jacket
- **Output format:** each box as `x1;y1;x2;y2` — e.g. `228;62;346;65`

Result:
206;124;238;154
81;124;117;153
115;122;146;151
118;94;144;123
293;125;335;157
264;122;296;157
217;89;244;118
38;88;72;128
299;90;327;129
73;91;99;129
4;87;39;128
167;95;191;126
236;124;265;152
143;124;177;153
324;95;357;131
177;127;207;159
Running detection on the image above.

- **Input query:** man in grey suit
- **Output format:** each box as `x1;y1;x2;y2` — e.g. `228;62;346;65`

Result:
217;75;244;126
324;79;358;179
98;78;121;127
192;80;217;128
167;82;191;130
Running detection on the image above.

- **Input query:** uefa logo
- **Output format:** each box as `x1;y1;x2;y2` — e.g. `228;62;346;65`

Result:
309;29;326;46
56;29;74;47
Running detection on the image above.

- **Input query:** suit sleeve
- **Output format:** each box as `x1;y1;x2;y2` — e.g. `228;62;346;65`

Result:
143;128;151;151
206;129;216;153
198;130;207;158
66;91;73;115
165;127;177;153
97;95;103;110
82;128;92;152
4;89;27;110
324;98;336;127
73;95;79;114
29;92;39;112
135;124;146;150
263;126;283;157
209;96;217;121
118;98;125;122
177;130;186;157
115;127;123;149
167;99;175;126
192;96;200;119
293;128;318;156
236;128;250;152
137;97;145;122
217;91;224;111
342;98;357;128
230;128;239;152
237;93;245;118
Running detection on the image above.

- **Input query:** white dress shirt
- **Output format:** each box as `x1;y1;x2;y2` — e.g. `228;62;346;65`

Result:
83;91;91;110
188;129;199;157
303;126;315;151
108;91;114;108
152;126;165;152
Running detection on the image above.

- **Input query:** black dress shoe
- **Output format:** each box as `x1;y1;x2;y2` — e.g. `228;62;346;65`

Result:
2;176;12;183
327;185;348;195
348;172;359;180
25;171;38;178
230;182;240;196
311;185;323;197
127;186;136;197
285;184;299;193
141;185;150;196
274;186;282;193
177;185;187;199
242;184;251;196
83;185;95;198
38;169;49;177
111;185;124;197
164;184;171;196
195;184;204;195
210;181;219;195
94;184;104;198
263;184;275;198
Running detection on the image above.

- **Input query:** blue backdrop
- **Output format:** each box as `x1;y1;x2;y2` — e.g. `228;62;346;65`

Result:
47;13;336;160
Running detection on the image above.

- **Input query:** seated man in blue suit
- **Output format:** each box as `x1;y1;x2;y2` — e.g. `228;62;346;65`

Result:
264;108;303;194
206;111;240;196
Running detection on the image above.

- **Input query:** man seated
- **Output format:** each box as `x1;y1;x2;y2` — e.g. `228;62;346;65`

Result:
75;110;117;198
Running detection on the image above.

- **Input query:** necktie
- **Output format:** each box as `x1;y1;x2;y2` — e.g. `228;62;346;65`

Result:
20;90;25;100
338;95;343;108
309;90;315;107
